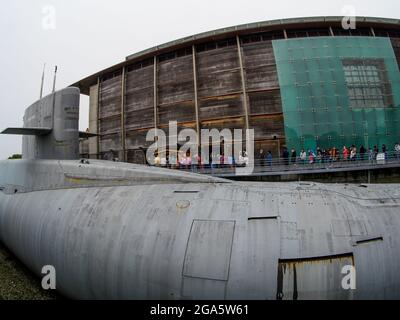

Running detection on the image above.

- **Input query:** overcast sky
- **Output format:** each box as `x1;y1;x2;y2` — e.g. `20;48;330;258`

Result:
0;0;399;159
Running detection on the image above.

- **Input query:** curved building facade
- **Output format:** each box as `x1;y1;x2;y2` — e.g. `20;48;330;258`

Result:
72;16;400;163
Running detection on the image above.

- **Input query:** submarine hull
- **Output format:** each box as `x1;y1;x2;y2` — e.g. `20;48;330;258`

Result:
1;160;400;299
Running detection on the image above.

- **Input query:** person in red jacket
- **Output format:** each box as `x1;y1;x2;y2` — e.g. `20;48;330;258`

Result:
342;146;349;161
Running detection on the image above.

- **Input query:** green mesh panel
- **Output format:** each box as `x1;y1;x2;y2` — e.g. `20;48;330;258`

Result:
273;36;400;153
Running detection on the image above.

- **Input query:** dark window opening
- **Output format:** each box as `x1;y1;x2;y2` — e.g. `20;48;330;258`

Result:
126;58;154;72
158;47;193;62
374;28;400;38
331;27;373;37
343;58;393;108
101;69;123;82
196;38;236;53
241;30;285;44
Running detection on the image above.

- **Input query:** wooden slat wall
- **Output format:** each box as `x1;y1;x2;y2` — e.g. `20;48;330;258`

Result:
249;115;285;140
125;108;154;131
242;40;284;156
248;91;282;115
200;117;246;151
159;122;197;144
99;76;122;119
196;45;245;140
199;94;244;120
125;129;152;150
95;36;287;162
158;55;194;104
158;101;195;125
124;65;155;149
197;46;242;97
157;54;196;125
100;133;121;152
125;65;154;111
99;75;122;156
242;41;279;90
201;117;245;132
88;84;99;157
99;115;121;135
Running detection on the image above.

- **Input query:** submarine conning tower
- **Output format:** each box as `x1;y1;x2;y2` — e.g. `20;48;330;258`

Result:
2;87;95;160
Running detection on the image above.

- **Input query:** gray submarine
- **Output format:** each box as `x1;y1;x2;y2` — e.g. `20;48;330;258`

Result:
1;87;400;299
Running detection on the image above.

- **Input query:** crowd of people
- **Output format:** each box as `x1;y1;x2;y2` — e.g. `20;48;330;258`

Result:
154;151;250;170
258;142;400;166
150;142;400;169
108;142;400;171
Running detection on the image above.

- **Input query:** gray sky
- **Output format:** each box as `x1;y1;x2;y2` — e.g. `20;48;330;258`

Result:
0;0;399;159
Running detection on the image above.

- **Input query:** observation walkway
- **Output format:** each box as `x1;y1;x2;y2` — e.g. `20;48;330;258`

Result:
172;152;400;183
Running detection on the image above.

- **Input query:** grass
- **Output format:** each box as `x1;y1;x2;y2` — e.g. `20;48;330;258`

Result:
0;243;60;300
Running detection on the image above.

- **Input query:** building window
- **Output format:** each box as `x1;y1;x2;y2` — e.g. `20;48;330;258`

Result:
343;58;393;108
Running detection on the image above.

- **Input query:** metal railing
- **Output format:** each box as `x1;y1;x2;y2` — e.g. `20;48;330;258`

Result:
159;151;400;176
80;150;400;176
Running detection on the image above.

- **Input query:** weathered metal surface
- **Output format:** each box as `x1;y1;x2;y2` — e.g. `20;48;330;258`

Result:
278;254;355;300
13;87;80;160
183;220;235;281
1;128;52;136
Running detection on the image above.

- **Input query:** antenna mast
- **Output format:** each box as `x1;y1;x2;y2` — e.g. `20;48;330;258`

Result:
39;63;46;99
52;66;58;93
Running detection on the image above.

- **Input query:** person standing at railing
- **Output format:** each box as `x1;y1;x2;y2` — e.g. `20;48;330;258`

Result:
238;152;244;166
332;147;339;162
395;143;400;160
259;149;265;166
266;151;272;167
350;145;357;161
282;148;289;165
360;145;366;161
368;148;374;163
316;148;322;164
373;145;379;161
316;147;321;163
160;156;167;167
300;149;307;164
321;149;328;163
210;153;217;173
227;154;233;168
382;144;387;160
342;146;349;161
243;151;249;166
290;148;297;165
325;148;331;163
179;153;186;169
195;154;202;171
328;148;333;163
170;153;177;169
191;154;197;172
308;150;315;164
154;153;161;166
